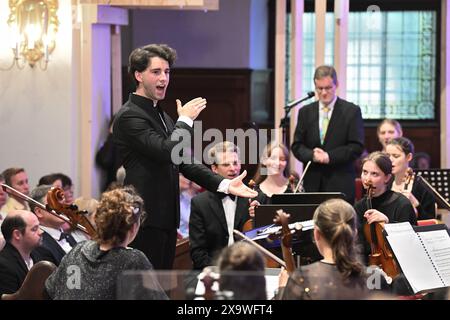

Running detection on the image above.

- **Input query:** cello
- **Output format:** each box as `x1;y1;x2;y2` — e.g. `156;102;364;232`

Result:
1;183;96;238
363;181;400;279
46;186;97;238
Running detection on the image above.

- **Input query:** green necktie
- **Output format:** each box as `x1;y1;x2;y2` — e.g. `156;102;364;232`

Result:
320;106;330;144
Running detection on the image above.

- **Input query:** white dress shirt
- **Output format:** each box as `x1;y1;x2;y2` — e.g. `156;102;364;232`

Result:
221;195;237;246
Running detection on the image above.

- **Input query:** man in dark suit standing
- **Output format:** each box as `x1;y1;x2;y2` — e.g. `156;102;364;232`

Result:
292;65;364;203
113;44;257;270
189;142;250;270
0;210;43;295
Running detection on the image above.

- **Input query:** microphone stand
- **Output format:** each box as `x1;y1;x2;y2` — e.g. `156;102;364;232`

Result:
280;92;315;146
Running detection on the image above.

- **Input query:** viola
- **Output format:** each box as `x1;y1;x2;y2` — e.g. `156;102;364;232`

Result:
46;187;97;238
273;209;296;274
362;181;400;279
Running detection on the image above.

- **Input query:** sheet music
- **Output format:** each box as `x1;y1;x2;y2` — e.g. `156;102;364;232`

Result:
384;222;414;235
418;230;450;286
386;226;444;293
251;220;314;241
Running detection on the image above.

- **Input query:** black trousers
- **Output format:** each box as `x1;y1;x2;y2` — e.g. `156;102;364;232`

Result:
130;226;177;270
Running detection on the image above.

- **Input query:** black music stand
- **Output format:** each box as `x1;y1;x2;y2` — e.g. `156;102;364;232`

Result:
254;204;317;228
271;192;346;205
415;169;450;210
252;204;321;265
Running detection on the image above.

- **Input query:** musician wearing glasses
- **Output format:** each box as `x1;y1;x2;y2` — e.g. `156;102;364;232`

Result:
45;187;167;300
292;65;364;203
27;185;79;266
189;142;251;270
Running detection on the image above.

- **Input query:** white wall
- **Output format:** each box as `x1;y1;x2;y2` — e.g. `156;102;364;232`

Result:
0;0;79;192
0;0;270;200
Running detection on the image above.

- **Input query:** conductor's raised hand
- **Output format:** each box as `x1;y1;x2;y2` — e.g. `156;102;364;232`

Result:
228;170;258;198
176;97;207;121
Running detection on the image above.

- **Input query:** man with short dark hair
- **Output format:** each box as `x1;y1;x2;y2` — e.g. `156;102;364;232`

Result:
1;168;30;213
292;65;364;203
113;44;257;269
0;210;43;295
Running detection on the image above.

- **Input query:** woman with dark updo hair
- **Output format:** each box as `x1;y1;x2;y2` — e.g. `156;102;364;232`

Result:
45;187;167;300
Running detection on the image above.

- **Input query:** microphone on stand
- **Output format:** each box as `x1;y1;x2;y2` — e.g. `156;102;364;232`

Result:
285;91;315;109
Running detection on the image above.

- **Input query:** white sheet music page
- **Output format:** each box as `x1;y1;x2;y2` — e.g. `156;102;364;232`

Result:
418;230;450;286
385;222;443;293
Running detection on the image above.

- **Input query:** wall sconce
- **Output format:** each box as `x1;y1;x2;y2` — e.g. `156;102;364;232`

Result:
4;0;59;70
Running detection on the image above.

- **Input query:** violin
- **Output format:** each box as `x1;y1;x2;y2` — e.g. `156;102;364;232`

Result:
273;209;296;274
46;187;97;238
404;168;415;192
288;173;299;193
362;181;400;279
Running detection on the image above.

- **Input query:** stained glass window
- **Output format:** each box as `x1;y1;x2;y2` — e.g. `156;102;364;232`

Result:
287;10;437;120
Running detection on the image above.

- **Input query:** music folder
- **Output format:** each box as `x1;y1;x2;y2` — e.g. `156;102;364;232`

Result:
271;192;346;205
384;222;450;294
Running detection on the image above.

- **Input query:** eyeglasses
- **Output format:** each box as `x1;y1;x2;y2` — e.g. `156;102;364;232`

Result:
315;86;335;92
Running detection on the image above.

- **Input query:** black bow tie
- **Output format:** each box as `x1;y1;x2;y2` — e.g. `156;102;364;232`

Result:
59;232;77;247
219;193;236;201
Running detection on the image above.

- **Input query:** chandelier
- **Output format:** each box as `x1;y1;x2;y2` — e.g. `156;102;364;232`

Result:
1;0;59;70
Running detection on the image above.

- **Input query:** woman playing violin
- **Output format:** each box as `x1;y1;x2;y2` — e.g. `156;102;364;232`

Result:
252;142;292;198
249;142;295;216
354;152;417;260
386;137;436;220
278;199;388;300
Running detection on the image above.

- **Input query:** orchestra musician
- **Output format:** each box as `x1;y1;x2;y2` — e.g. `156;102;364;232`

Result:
216;241;267;300
45;187;167;300
278;198;389;300
0;210;43;296
29;185;79;266
354;152;417;261
248;142;294;218
377;119;403;152
386;137;436;220
189;142;251;270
